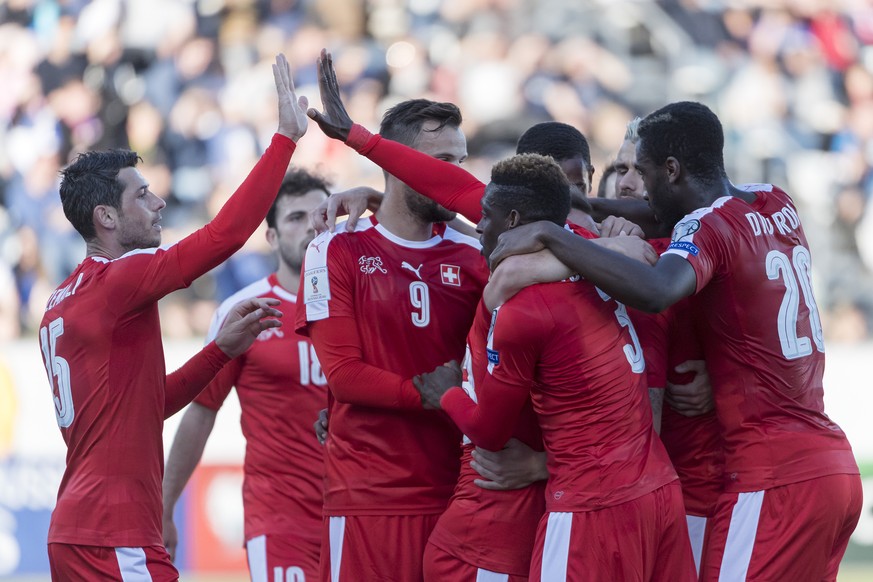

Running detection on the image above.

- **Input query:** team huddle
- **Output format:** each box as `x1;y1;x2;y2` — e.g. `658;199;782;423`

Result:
39;51;861;582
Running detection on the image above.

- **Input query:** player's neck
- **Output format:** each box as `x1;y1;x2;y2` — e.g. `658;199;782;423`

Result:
375;193;434;241
85;238;124;261
275;263;300;294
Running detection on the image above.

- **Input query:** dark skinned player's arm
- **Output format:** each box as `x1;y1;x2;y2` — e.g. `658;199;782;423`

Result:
492;221;697;313
587;197;671;239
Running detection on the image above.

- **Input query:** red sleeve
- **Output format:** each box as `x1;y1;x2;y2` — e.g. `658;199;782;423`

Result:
108;134;296;312
193;357;242;411
309;316;424;409
164;341;231;418
348;124;485;222
663;210;731;294
442;292;546;450
441;378;529;451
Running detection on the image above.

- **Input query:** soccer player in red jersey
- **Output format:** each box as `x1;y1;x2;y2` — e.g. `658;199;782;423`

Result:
162;169;330;581
296;88;489;578
38;55;309;581
414;154;695;581
489;101;862;581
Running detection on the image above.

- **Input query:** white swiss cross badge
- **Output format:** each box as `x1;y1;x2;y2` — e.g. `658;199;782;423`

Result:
440;264;461;286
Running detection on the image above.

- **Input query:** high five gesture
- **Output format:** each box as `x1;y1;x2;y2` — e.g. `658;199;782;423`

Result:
273;53;309;142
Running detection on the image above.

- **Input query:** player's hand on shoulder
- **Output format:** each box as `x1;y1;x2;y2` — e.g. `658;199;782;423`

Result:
592;235;659;266
413;360;462;410
471;438;549;491
273;53;309;142
489;221;554;270
665;360;715;417
311;187;384;233
307;49;354;142
215;297;283;359
598;215;644;238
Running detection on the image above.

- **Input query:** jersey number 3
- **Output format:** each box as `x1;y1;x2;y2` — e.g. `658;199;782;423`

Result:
39;317;75;428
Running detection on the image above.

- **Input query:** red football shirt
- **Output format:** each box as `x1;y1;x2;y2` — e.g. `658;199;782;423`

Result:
663;185;858;492
195;274;326;543
427;301;546;576
658;296;724;516
442;281;678;513
295;216;488;515
39;134;297;547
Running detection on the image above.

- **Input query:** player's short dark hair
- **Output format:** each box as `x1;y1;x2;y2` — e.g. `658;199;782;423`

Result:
266;168;331;228
380;99;462;147
637;101;726;184
487;154;570;226
515;121;592;165
60;150;141;240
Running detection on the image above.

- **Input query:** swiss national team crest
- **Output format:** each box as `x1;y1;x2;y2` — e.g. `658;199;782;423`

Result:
359;255;388;275
440;264;461;286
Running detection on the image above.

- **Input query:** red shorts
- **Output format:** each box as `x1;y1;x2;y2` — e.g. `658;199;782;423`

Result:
529;482;696;582
701;473;862;582
48;543;178;581
320;514;441;582
246;533;320;582
423;541;528;582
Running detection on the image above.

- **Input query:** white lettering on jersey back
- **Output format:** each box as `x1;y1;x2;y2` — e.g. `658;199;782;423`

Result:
45;273;84;311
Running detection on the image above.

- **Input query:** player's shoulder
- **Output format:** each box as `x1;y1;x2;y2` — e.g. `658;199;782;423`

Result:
441;225;482;253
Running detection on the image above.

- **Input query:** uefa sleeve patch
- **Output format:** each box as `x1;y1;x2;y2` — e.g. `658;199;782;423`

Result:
486;348;500;365
667;241;700;256
303;267;331;303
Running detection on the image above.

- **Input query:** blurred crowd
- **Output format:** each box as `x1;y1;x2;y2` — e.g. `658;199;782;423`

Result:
1;0;873;342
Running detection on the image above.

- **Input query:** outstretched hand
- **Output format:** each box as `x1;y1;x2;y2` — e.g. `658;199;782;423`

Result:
273;53;309;142
214;297;283;359
665;360;715;417
413;361;462;410
307;49;354;141
310;187;385;233
471;438;549;491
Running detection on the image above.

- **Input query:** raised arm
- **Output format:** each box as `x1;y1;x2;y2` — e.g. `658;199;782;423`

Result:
307;49;485;222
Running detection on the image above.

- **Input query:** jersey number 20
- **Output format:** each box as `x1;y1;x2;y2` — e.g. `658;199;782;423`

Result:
766;246;825;360
39;317;74;428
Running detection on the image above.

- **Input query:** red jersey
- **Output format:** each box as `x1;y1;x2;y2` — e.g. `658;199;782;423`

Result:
662;185;858;492
658;296;724;516
295;216;488;515
194;273;326;543
428;301;546;576
39;134;297;547
442;280;678;513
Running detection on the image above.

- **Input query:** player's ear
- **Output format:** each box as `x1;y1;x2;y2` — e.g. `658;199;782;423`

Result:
507;209;522;229
93;205;117;231
587;165;595;194
665;156;681;183
266;227;278;248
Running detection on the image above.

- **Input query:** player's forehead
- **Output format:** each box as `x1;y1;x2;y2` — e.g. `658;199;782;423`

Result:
616;140;636;165
414;121;467;158
277;189;328;215
118;167;148;194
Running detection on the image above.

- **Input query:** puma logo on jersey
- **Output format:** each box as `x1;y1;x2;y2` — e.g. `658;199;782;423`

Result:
311;239;326;253
401;261;423;280
359;255;388;275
